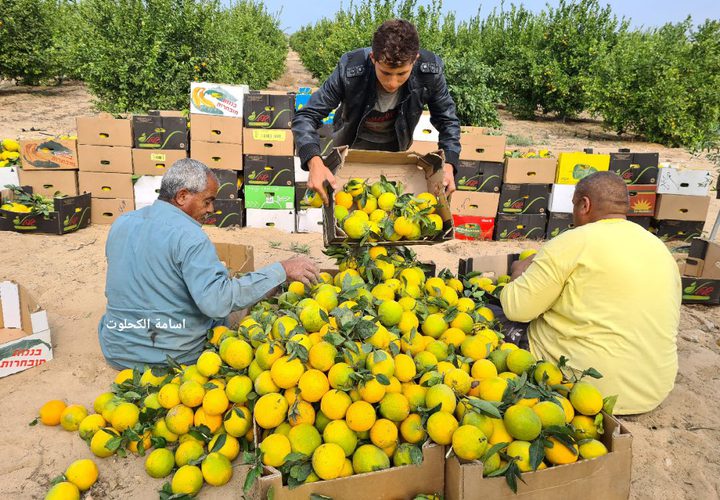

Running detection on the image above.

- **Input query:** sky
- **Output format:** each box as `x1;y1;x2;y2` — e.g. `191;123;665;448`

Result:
238;0;720;33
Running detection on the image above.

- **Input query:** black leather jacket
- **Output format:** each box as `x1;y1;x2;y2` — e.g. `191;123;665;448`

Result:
293;47;461;169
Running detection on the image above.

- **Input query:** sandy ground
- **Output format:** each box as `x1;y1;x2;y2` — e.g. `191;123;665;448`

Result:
1;54;720;499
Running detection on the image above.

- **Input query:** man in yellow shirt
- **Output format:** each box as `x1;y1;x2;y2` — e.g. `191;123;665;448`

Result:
500;171;681;414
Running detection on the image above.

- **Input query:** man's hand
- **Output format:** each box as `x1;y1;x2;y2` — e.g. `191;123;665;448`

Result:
281;256;320;288
510;255;535;281
443;163;456;195
307;156;339;206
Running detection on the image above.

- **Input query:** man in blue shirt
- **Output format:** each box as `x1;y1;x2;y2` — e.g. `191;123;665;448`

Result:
99;159;319;369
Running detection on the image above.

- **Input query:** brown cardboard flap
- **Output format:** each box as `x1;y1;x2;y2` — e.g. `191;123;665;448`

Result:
258;442;444;500
213;242;254;275
0;281;41;342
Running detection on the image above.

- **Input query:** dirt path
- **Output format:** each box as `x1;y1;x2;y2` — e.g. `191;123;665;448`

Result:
267;49;318;91
0;59;719;499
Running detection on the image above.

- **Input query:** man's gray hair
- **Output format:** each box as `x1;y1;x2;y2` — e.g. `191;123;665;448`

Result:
158;158;218;201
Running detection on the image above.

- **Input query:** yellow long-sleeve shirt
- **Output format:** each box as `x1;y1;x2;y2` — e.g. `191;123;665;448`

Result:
500;218;681;414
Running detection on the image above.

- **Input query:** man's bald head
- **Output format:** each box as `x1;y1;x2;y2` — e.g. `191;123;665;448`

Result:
572;171;629;226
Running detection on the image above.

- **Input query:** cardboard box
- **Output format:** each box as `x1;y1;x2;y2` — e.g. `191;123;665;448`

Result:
316;124;335;157
455;160;503;193
258;442;444;500
0;188;90;234
77;115;133;147
504;157;557;184
450;191;500;218
0;281;52;378
546;212;574;239
213;242;254;275
189;114;243;144
245;208;295;233
132;149;188;176
203;199;243;228
79;171;134;200
91;198;134;225
459;127;506;162
609;151;659;185
548;184;575;213
132;114;188;150
499;184;550;214
20;139;78;170
190;81;248;118
296;208;324;233
411;141;441;156
656;166;712;196
244;91;295;129
650;219;704;242
243;155;294;187
243;129;294;156
445;412;632;500
18;170;78;197
495;213;547;240
323;148;453;246
413;112;439;142
212;169;238;199
295;182;314;209
457;252;520;278
78;145;132;174
654;194;709;222
133;175;162;210
681;276;720;305
244;185;295;210
627;185;656;216
452;214;495;240
190;141;243;171
685;238;720;279
556;152;610;184
0;166;21;187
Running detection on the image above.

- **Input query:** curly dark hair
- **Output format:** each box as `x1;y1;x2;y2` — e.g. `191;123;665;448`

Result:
372;19;420;67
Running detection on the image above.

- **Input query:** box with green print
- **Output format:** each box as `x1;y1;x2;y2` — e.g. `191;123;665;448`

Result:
609;151;659;185
499;184;550;214
494;213;547;241
243;91;295;129
243;155;295;187
0;187;90;235
455;160;503;192
244;185;295;210
132;113;188;150
681;277;720;304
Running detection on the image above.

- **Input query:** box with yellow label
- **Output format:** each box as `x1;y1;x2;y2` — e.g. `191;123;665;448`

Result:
556;152;610;184
243;128;294;156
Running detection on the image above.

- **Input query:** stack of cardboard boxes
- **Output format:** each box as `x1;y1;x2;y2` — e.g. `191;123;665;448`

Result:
682;238;720;304
608;150;659;230
652;164;712;241
243;91;297;233
495;151;553;241
75;115;134;225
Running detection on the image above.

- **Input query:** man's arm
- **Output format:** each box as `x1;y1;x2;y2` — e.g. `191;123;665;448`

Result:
426;55;461;170
499;249;568;323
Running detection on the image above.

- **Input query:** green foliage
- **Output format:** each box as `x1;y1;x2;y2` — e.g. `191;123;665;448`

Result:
0;0;69;84
74;0;287;112
588;19;720;147
290;0;499;127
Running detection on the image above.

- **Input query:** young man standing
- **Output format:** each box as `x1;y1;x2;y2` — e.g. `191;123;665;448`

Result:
292;19;461;204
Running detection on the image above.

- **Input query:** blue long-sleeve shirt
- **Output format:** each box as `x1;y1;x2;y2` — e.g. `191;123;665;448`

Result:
98;200;286;369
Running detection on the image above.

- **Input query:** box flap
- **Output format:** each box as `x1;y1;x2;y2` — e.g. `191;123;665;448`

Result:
213;242;254;275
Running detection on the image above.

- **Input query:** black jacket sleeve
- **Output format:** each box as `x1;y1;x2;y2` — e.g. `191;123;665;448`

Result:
426;56;461;168
292;57;346;168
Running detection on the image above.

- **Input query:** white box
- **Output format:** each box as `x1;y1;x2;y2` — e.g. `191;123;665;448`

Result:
190;81;249;118
0;281;52;378
0;166;20;188
412;112;439;143
549;184;575;213
657;165;712;196
294;157;307;183
296;208;323;233
245;209;295;233
133;175;162;210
